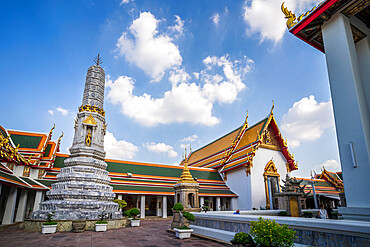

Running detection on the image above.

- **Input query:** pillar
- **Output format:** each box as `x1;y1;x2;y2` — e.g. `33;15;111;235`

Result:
33;191;43;212
15;190;28;222
156;196;162;217
162;196;167;218
140;195;145;218
199;197;204;209
117;194;123;200
2;187;18;225
216;197;221;211
231;197;238;211
209;197;214;211
322;13;370;221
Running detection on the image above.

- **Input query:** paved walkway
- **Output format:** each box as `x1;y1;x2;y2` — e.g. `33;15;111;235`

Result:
0;220;228;247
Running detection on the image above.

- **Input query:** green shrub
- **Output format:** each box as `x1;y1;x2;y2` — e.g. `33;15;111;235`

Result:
98;211;108;221
46;211;55;222
177;226;191;230
303;211;313;218
278;211;288;216
43;221;57;225
231;232;255;245
250;217;296;247
173;203;184;212
183;211;195;222
130;208;140;219
113;199;127;211
202;199;210;213
124;210;131;218
96;221;108;224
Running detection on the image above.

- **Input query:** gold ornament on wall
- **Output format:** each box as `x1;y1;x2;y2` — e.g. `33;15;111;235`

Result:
85;130;92;146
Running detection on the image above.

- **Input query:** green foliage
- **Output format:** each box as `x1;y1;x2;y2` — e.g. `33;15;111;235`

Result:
183;211;195;222
173;203;184;212
303;211;313;218
43;221;57;225
231;232;255;245
250;217;296;247
98;211;108;221
177;226;191;230
47;211;55;222
113;199;127;211
124;210;131;218
201;199;210;213
96;221;108;224
331;212;338;219
278;211;288;216
130;208;140;219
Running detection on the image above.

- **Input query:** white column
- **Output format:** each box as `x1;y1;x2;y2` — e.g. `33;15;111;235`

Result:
2;187;18;225
33;191;43;212
117;194;123;200
322;13;370;221
216;197;221;211
200;197;204;209
162;196;167;218
231;197;238;211
15;190;28;222
140;195;145;218
156;196;162;217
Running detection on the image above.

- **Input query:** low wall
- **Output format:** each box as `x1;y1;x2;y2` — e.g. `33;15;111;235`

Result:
24;218;126;232
190;212;370;247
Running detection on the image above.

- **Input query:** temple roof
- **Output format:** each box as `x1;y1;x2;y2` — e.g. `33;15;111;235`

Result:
282;0;370;52
186;110;297;173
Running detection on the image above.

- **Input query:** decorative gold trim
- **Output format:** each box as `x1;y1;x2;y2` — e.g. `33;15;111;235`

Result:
85;130;92;146
83;114;97;125
23;166;30;177
79;104;105;116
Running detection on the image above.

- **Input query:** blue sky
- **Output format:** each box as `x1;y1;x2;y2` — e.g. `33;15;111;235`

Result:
0;0;340;177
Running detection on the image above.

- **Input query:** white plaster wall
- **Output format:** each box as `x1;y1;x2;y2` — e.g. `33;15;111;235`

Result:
250;148;288;209
223;168;252;210
30;168;38;179
13;165;23;177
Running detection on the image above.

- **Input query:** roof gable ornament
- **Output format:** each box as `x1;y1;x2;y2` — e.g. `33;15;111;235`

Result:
281;2;321;29
83;114;97;125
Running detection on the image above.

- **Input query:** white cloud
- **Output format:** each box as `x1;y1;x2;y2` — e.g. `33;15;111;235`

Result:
316;159;341;172
116;12;182;82
48;110;54;115
211;13;220;26
180;134;199;143
104;131;138;160
281;95;334;148
120;0;132;5
168;15;184;38
243;0;321;44
144;142;178;158
107;55;253;126
56;106;68;116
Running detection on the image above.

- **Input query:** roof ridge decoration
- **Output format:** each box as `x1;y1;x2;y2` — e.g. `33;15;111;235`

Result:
319;167;344;191
0;131;29;166
281;1;322;29
50;132;63;167
176;147;197;184
83;114;97;125
219;111;250;173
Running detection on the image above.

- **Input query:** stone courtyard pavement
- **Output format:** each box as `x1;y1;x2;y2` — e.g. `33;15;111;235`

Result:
0;219;228;247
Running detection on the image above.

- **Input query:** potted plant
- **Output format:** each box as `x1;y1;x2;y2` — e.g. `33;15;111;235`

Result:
129;208;141;227
42;211;57;234
173;203;196;239
201;199;210;213
303;211;313;218
250;217;296;247
230;232;255;246
95;211;108;232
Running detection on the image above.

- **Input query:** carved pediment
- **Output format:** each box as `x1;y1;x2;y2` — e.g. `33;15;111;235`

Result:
83;114;97;125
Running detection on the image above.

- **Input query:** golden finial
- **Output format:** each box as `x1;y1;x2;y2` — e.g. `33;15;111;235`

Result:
271;100;274;114
94;54;103;66
281;2;297;29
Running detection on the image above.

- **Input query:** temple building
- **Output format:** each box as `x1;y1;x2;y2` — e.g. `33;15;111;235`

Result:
282;0;370;221
0;59;343;225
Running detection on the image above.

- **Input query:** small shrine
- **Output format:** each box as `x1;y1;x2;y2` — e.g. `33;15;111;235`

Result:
276;174;308;217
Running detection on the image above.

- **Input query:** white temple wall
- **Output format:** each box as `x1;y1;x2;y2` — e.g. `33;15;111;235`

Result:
223;168;252;210
250;148;288;209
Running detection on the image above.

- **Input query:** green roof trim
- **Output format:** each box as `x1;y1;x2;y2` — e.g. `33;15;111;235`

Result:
44;144;52;157
106;161;223;181
10;134;42;149
0;170;28;187
54;156;67;168
35;179;55;187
